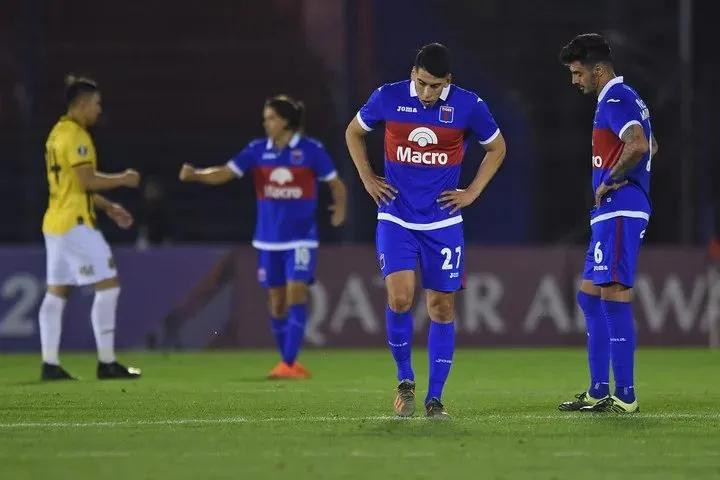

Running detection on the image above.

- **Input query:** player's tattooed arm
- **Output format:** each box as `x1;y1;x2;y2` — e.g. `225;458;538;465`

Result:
438;132;506;214
345;117;397;206
607;124;650;181
178;163;235;185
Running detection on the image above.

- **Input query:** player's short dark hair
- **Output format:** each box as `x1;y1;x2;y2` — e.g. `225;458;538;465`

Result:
558;33;613;67
265;95;305;131
65;74;99;106
415;43;451;78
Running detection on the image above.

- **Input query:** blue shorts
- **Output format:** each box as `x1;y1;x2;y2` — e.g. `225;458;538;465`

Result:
583;214;648;287
257;247;317;288
376;220;464;292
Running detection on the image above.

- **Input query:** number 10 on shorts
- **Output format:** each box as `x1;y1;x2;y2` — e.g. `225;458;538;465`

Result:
441;246;462;271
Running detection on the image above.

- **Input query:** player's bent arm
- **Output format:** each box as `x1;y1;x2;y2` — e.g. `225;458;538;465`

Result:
345;117;374;180
73;164;140;191
466;132;507;199
179;164;235;185
608;124;650;181
92;193;113;212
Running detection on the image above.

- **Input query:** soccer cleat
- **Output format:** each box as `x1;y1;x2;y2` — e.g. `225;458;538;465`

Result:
580;395;639;413
267;361;311;380
97;361;141;380
558;391;606;411
393;379;416;417
425;397;450;419
290;362;312;379
41;363;77;381
267;361;293;379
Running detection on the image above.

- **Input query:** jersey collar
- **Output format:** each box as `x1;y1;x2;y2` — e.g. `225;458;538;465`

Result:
597;76;624;102
409;81;451;102
266;132;301;150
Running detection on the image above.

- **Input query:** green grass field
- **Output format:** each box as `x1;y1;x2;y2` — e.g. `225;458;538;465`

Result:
1;348;719;479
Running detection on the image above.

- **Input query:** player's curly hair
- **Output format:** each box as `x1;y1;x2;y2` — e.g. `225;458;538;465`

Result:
265;95;305;131
64;74;99;106
558;33;613;66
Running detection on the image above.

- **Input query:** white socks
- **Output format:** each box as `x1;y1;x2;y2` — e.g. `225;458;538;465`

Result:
38;292;67;365
91;287;120;363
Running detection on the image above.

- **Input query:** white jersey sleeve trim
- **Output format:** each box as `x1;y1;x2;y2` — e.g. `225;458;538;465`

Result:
252;239;319;251
590;210;650;226
377;213;463;231
618;120;642;139
479;128;500;145
319;171;338;182
355;112;373;132
226;161;244;178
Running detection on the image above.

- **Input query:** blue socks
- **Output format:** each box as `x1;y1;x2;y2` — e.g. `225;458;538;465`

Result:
426;321;455;405
270;316;288;358
386;306;414;381
602;299;636;403
577;291;610;399
283;304;307;365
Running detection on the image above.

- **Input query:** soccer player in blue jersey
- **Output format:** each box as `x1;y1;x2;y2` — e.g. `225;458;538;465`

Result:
179;95;347;379
345;43;507;418
557;34;658;413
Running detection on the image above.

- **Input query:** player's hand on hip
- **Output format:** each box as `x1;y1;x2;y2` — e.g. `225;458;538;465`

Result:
360;174;397;206
179;163;196;182
328;203;346;227
107;203;134;229
438;189;477;214
123;169;141;188
594;180;627;207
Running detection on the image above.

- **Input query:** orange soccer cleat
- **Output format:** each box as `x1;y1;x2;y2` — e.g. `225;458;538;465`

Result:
267;361;294;379
288;362;312;379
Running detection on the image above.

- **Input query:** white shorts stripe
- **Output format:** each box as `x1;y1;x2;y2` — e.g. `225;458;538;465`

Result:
377;213;463;231
590;210;650;226
252;240;319;251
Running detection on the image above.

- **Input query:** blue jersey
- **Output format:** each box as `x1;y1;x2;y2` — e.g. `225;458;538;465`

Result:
227;133;337;250
592;76;653;221
357;80;500;230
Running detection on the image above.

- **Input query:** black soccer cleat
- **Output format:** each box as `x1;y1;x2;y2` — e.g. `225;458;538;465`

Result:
425;397;450;420
41;363;77;381
97;361;142;380
394;379;416;417
558;391;606;411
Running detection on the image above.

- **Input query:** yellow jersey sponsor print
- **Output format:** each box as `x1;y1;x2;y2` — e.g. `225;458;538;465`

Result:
42;116;98;235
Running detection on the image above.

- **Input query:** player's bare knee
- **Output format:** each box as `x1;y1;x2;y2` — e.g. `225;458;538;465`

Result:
388;291;413;313
95;276;120;291
267;287;288;317
428;302;453;323
268;298;288;318
427;292;454;323
47;285;71;299
601;283;632;302
287;282;309;305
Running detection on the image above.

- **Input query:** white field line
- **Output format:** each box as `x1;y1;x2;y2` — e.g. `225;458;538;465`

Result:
1;413;719;429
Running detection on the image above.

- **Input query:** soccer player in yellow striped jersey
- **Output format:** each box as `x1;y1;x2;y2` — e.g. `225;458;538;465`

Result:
39;75;142;381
